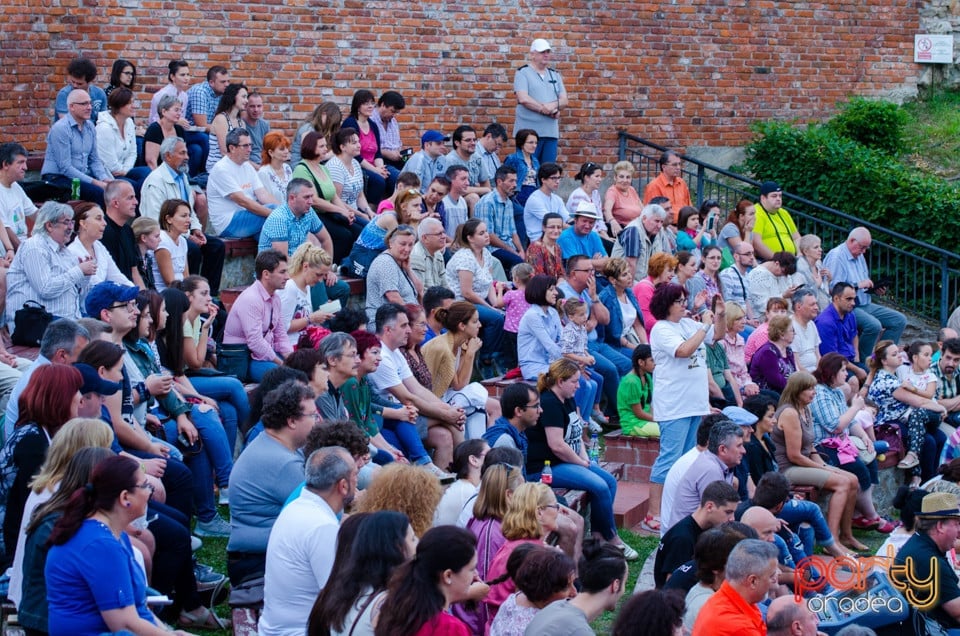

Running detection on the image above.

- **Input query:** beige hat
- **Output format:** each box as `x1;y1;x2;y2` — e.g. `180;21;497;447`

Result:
917;492;960;518
572;201;600;220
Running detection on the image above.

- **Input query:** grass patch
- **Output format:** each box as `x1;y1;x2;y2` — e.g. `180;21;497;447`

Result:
901;87;960;180
590;528;660;634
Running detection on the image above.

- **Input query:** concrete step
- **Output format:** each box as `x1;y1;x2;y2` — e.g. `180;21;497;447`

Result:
614;481;649;530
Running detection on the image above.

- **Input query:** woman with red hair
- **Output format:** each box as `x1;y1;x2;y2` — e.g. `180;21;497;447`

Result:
0;363;83;566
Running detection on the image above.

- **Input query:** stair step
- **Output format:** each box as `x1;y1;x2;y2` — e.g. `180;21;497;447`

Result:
614;481;649;529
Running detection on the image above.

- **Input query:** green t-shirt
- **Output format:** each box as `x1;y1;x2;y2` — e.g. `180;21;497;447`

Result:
617;372;659;437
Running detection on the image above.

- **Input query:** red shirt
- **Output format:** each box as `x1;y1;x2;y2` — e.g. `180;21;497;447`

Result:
691;580;766;636
414;611;470;636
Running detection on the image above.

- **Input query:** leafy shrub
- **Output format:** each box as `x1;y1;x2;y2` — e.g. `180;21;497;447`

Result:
827;97;908;155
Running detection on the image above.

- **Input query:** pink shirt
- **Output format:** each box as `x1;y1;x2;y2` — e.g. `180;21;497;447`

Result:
222;280;293;361
633;277;658;336
502;289;529;333
358;127;378;164
605;185;643;225
744;322;770;365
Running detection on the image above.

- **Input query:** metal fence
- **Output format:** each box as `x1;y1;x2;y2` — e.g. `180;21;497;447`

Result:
617;131;960;326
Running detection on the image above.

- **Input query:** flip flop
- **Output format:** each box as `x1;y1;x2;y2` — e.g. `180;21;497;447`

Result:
641;514;661;532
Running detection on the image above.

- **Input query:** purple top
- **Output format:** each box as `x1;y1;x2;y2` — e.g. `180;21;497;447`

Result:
749;341;797;393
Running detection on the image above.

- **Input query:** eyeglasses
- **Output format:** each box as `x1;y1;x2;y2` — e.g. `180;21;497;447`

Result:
573;268;594;274
423;231;447;238
522;401;541;410
673;298;687;305
109;300;138;312
57;218;74;227
545;176;561;181
300;411;322;423
120;71;134;77
137;481;155;495
540;503;560;511
736;250;755;257
70;101;92;107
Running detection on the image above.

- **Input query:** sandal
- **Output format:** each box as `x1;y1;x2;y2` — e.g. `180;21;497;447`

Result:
641;514;661;532
179;605;231;630
897;452;919;470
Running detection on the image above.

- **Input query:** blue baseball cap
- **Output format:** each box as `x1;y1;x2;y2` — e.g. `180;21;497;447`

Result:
722;406;759;427
421;130;449;146
85;282;140;319
73;363;122;396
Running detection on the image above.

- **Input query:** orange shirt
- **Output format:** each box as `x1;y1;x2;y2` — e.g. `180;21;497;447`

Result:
643;172;692;218
691;580;766;636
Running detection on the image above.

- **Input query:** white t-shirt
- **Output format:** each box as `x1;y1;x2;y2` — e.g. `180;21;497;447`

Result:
367;343;413;398
442;194;469;237
207;157;262;235
152;231;188;292
434;479;479;527
0;181;37;241
277;279;312;349
791;317;822;372
659;447;703;537
650;318;713;421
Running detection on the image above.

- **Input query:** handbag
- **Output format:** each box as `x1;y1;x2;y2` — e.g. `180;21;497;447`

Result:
217;343;251;382
850;435;877;464
12;301;54;347
875;422;904;469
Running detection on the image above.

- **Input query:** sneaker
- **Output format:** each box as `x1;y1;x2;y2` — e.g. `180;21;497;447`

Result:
587;418;603;434
424;462;456;484
195;515;232;538
193;562;224;587
218;487;229;506
190;535;203;552
591;409;609;426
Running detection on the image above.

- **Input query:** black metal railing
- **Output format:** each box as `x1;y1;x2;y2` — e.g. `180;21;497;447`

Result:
617;131;960;325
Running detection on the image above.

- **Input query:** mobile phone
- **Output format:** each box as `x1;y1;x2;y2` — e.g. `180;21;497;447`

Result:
706;213;716;232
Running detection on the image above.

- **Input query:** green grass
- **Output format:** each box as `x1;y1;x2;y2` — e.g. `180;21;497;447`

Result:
589;528;660;634
901;87;960;180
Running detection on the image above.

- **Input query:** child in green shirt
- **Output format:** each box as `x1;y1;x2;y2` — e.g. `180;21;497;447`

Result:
617;345;660;437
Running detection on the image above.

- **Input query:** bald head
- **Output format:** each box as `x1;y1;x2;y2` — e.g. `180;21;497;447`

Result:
741;506;779;542
767;595;820;635
66;89;93;123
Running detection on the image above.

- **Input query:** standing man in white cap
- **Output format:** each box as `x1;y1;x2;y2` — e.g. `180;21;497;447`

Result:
513;38;568;164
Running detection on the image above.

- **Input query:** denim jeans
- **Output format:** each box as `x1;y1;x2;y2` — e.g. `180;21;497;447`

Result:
491;248;525;274
126;449;194;521
162;404;232;523
189;374;249;454
778;497;835;555
249;359;279;383
221;207;270;238
46;174;105;208
186;236;226;297
381;418;430;464
550;461;618;540
587;341;631;416
474;303;505;365
533;138;559;165
854;303;907;362
362;165;399;206
651;416;701;483
574;369;601;419
182;130;209;177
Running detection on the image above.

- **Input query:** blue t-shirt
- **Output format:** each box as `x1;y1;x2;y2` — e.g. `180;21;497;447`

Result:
557;227;605;260
46;519;153;636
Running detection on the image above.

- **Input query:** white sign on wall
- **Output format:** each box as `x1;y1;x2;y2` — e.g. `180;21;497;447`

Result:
915;34;954;64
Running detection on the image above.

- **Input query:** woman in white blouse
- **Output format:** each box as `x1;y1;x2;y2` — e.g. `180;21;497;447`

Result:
257;132;293;203
66;201;133;287
153;199;191;291
95;88;150;192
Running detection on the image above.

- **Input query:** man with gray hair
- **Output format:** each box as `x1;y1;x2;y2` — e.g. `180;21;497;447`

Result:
720;241;759;325
790;288;822;374
664;419;746;532
260;445;356;636
139;135;225;294
206;128;278;238
411;217;448;289
823;226;906;362
612;203;674;281
692;539;779;635
5;319;90;436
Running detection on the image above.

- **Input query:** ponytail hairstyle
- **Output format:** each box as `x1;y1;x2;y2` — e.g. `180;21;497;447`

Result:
486;541;540;585
374;525;476;636
560;297;587;322
47;454;140;546
867;339;896;373
536;358;581;394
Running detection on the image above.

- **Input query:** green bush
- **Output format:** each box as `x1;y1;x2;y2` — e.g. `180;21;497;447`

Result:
742;120;960;249
827;97;908;155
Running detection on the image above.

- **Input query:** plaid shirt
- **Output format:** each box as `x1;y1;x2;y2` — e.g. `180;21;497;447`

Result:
185;82;219;125
369;109;401;152
474;189;516;244
934;360;959;401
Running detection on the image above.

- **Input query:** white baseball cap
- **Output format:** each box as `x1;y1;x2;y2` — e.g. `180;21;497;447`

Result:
530;39;552;53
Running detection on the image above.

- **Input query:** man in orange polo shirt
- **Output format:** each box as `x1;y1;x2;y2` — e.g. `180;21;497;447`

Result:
692;538;779;636
643;150;691;219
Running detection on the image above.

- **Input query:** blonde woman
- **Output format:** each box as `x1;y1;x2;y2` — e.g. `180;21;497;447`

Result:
277;243;335;349
603;160;643;229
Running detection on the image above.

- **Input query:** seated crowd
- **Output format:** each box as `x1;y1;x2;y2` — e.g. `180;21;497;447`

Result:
0;47;950;636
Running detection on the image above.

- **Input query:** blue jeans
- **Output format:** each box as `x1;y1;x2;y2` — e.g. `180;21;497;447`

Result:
533;138;559;165
221;207;270;238
126;449;194;521
651;416;701;483
587;341;631;416
162;405;232;523
182;130;209;177
381;418;430;464
46;174;105;208
551;461;618;540
362;165;399;206
574;372;599;420
189;374;249;454
778;497;835;555
854;303;907;362
474;304;505;365
249;359;278;383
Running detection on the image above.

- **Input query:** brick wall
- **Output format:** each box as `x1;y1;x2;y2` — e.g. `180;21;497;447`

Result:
1;0;920;166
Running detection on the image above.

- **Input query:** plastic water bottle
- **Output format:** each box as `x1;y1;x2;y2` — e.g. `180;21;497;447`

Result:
541;460;552;485
70;177;81;200
588;433;600;463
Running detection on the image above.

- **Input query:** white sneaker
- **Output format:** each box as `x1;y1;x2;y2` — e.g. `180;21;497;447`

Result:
190;535;203;552
588;418;603;434
424;463;456;484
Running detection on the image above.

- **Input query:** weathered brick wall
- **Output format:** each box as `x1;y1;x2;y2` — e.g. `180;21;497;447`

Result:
0;0;920;166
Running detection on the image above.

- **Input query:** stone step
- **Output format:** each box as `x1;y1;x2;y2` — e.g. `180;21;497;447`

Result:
614;481;649;530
